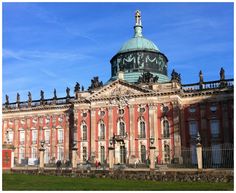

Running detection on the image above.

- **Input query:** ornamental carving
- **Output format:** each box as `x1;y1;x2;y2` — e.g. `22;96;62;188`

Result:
109;86;129;107
88;76;103;90
111;51;168;77
171;69;181;83
137;71;158;84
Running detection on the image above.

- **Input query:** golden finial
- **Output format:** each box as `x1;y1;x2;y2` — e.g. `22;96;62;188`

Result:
135;10;141;26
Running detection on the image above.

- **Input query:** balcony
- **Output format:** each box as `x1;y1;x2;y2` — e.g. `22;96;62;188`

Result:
138;134;146;139
32;140;37;144
20;141;25;145
98;136;105;141
162;134;170;139
58;139;64;144
114;134;127;141
45;140;50;144
81;137;87;141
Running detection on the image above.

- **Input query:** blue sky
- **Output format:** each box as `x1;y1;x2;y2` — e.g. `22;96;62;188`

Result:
3;2;234;102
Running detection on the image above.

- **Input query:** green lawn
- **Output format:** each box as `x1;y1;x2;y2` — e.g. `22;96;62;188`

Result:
2;173;233;191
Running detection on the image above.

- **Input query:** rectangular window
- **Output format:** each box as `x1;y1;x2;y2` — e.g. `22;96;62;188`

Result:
32;130;37;144
31;147;37;159
19;147;25;164
83;147;87;161
44;148;50;164
99;123;105;140
8;131;14;143
20;131;25;144
58;129;64;143
58;147;64;161
82;125;87;140
212;144;221;164
189;121;198;138
101;146;105;163
191;144;197;164
45;130;50;143
210;120;220;138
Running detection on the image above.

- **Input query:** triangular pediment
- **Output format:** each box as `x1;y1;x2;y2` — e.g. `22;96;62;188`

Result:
87;79;152;101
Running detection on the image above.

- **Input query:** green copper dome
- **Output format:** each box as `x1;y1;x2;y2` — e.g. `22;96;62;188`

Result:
109;10;170;84
118;37;160;54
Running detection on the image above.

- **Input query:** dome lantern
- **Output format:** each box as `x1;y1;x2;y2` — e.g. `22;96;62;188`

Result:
134;10;143;38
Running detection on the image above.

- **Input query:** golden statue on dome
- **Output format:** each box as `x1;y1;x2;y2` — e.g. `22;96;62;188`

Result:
135;10;141;26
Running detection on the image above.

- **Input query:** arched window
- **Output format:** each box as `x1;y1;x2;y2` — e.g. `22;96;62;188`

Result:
99;121;105;140
139;120;146;138
119;121;125;136
163;120;170;138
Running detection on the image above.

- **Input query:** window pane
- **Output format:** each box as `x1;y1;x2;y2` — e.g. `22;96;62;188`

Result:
211;120;219;137
189;121;198;137
20;131;25;142
45;130;50;142
58;129;64;143
100;123;105;139
32;130;37;142
140;121;146;138
141;145;146;163
83;125;87;140
8;131;13;143
163;120;170;138
119;122;125;136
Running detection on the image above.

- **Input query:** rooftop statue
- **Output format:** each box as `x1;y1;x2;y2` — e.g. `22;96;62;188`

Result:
16;93;20;103
66;87;70;97
53;88;57;99
199;70;203;83
220;67;225;80
28;92;32;102
74;82;80;92
5;95;9;105
40;90;44;100
135;10;141;26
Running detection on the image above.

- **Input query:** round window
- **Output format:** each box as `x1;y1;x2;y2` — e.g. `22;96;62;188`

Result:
119;109;124;115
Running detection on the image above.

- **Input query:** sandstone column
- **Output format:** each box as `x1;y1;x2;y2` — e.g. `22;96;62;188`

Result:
108;147;115;170
149;146;156;170
196;143;203;170
72;146;78;171
39;144;45;170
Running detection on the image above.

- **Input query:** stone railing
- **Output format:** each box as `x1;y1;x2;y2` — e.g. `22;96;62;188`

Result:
182;79;233;92
3;96;75;110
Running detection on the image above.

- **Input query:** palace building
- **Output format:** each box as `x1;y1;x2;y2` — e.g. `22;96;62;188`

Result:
2;11;233;168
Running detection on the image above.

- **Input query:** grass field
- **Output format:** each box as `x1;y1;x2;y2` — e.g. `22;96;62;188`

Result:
2;173;234;191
